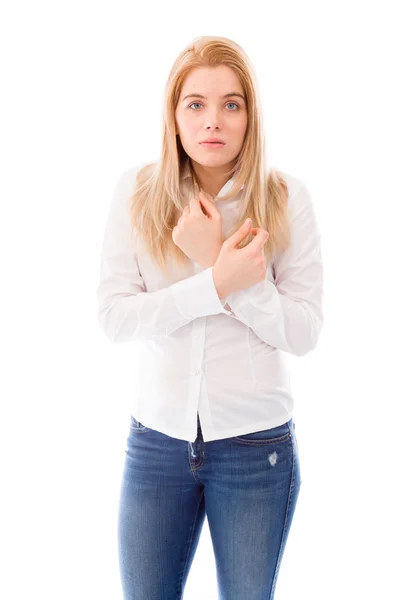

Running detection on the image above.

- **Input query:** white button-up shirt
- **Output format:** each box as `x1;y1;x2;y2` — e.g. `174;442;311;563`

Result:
96;160;324;442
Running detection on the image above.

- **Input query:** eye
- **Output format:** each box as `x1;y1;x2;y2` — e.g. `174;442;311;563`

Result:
188;102;240;110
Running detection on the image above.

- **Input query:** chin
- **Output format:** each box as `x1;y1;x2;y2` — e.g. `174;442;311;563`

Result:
194;155;230;167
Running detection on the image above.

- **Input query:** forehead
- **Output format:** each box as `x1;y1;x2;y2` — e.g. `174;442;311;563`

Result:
180;66;244;95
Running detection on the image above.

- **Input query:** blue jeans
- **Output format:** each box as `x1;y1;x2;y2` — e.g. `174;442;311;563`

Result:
118;413;301;599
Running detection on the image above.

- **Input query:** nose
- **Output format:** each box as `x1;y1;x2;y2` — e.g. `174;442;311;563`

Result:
203;108;222;130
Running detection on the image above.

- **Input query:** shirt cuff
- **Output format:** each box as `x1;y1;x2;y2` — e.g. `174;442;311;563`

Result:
225;280;275;314
170;267;233;318
224;287;255;312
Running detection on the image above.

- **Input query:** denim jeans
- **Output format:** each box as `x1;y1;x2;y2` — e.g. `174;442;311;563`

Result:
118;413;301;599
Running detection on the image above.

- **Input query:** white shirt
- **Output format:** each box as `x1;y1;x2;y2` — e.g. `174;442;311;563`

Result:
96;160;324;442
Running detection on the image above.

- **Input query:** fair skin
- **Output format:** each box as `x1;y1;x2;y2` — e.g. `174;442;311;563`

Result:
175;65;248;197
173;65;269;298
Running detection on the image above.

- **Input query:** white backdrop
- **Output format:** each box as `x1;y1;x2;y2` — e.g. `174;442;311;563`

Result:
1;1;399;598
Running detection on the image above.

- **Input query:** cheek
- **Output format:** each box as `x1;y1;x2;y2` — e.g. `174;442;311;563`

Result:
180;120;197;140
176;113;191;138
237;120;248;144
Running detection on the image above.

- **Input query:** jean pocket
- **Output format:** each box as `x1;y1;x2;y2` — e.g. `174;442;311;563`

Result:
129;415;150;433
233;419;291;445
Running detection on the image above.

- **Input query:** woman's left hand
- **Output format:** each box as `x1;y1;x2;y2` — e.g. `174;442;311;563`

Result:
172;191;223;268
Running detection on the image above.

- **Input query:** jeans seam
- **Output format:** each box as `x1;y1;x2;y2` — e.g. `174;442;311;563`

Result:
233;431;291;445
269;432;296;598
176;488;205;599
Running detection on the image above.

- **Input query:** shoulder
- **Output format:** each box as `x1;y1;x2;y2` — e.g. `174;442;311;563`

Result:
276;169;314;218
276;169;307;199
119;160;158;191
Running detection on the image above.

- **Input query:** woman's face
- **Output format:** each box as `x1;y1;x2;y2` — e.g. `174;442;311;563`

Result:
175;65;248;174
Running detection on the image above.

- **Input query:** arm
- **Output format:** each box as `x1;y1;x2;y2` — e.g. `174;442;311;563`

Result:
192;257;233;313
218;183;324;356
96;170;231;343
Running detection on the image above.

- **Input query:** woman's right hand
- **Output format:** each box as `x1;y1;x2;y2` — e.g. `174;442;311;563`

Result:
212;219;270;298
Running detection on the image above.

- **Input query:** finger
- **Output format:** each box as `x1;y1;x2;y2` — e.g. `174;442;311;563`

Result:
198;190;216;204
198;191;220;218
225;218;253;249
246;227;269;250
189;196;205;216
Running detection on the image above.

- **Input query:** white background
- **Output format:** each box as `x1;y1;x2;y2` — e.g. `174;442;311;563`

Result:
1;1;399;598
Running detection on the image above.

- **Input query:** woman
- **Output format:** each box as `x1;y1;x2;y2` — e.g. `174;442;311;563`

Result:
97;35;324;600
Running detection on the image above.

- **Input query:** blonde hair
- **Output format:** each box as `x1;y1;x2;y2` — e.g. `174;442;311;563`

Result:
129;35;291;282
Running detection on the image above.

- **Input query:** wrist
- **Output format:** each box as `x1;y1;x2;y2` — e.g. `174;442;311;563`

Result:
198;245;223;271
212;267;230;299
198;260;215;270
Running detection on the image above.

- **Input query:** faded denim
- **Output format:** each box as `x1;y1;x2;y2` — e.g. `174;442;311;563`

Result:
118;413;301;599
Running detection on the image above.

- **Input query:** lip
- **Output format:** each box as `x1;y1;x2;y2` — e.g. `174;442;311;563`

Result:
200;139;225;144
200;141;225;148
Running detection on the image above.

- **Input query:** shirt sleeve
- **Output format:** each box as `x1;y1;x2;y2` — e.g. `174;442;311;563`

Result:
96;169;232;343
222;183;324;356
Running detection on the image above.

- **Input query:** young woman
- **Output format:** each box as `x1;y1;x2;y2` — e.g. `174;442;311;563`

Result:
97;35;324;600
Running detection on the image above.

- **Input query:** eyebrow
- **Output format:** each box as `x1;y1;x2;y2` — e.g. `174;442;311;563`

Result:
182;93;246;102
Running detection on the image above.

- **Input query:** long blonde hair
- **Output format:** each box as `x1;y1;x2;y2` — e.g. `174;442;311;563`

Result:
129;36;291;282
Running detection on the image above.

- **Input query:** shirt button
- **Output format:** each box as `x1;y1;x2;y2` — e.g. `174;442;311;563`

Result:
193;368;200;376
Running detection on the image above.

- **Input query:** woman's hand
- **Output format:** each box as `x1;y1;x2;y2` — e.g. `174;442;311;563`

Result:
212;219;269;298
172;191;223;268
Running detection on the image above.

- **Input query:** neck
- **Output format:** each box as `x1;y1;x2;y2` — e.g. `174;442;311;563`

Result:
191;160;236;198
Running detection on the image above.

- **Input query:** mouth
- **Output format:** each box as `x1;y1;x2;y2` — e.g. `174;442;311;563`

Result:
200;141;226;148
